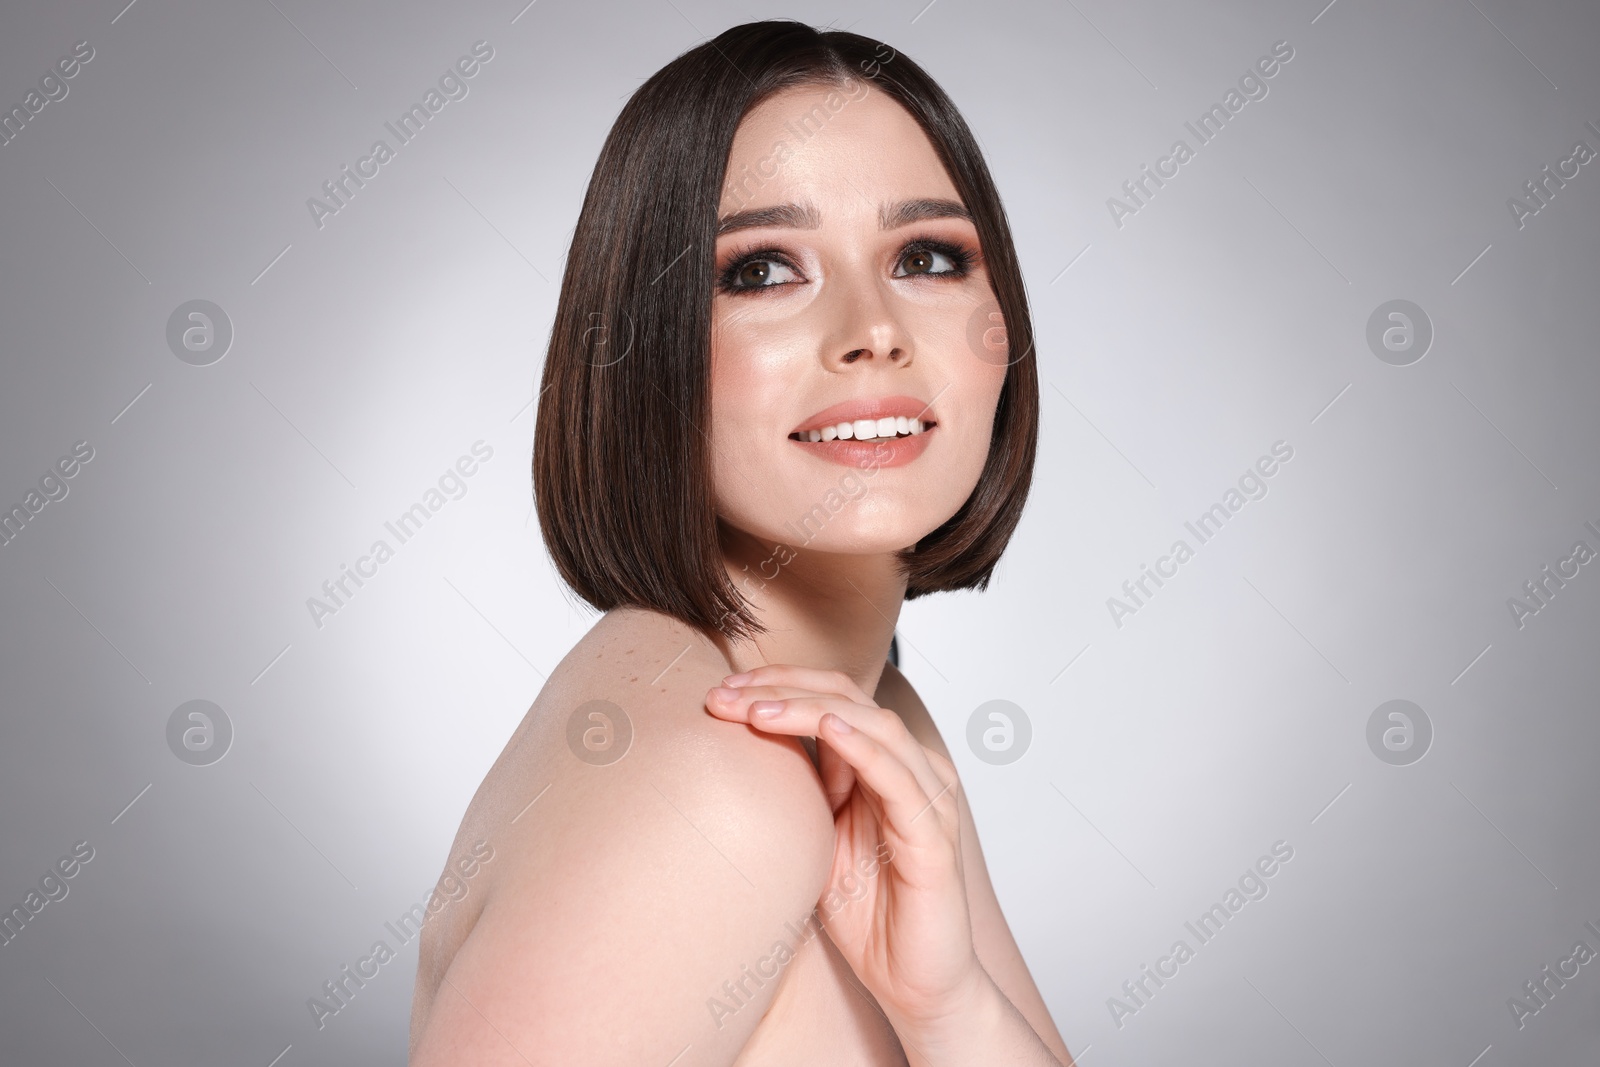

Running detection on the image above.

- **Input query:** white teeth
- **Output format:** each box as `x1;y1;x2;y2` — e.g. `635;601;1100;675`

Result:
797;418;932;442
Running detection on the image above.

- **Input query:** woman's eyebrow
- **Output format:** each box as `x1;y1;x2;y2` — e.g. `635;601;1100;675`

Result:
715;197;971;237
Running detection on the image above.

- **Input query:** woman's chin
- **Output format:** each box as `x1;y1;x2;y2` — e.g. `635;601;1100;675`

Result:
742;514;944;556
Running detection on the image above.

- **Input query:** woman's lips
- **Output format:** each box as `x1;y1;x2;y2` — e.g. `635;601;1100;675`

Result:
788;424;936;468
789;395;937;435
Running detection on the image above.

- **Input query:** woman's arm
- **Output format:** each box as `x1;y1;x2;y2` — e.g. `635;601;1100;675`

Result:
891;967;1069;1066
706;664;1073;1067
409;676;838;1066
874;663;1075;1065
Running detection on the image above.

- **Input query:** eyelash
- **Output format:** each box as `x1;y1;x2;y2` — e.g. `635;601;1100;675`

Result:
715;235;977;295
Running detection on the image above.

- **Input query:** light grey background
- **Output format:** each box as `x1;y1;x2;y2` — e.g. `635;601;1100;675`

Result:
2;0;1597;1064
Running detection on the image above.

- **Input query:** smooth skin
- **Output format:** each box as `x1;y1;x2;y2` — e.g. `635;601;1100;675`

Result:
409;79;1072;1065
705;667;1073;1064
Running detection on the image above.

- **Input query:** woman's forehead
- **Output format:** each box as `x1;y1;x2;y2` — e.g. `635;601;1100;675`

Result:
721;88;958;216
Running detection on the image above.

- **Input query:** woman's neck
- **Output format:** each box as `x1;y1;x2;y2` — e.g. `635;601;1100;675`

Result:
712;529;907;700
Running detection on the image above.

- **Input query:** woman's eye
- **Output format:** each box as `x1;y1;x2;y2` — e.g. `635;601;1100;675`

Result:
718;241;972;294
894;245;962;277
728;257;800;290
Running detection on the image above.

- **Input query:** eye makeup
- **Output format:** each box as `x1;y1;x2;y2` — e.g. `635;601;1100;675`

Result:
715;234;979;295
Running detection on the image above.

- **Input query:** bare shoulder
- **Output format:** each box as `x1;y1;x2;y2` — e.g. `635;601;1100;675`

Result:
410;608;837;1066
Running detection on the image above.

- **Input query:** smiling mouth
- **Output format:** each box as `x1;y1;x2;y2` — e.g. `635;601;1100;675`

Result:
787;416;937;443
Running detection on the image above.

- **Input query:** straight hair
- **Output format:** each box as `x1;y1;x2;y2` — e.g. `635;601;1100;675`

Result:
533;19;1039;642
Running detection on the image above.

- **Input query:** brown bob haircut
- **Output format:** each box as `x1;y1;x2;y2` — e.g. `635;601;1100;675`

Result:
533;19;1038;643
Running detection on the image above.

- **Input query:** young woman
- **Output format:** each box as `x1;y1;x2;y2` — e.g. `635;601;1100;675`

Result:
408;20;1072;1066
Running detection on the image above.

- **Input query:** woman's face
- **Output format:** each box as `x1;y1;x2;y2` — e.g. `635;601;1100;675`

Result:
709;81;1009;560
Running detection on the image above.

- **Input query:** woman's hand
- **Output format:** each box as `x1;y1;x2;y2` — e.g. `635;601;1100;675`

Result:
703;664;988;1033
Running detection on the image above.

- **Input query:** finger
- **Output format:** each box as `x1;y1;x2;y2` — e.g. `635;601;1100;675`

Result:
718;664;874;707
704;683;833;724
921;749;963;810
815;734;857;815
816;713;960;845
744;696;949;803
704;685;866;814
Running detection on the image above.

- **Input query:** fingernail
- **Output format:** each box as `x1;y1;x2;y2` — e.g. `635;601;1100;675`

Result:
824;713;853;733
750;701;783;717
708;687;739;703
723;671;752;686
